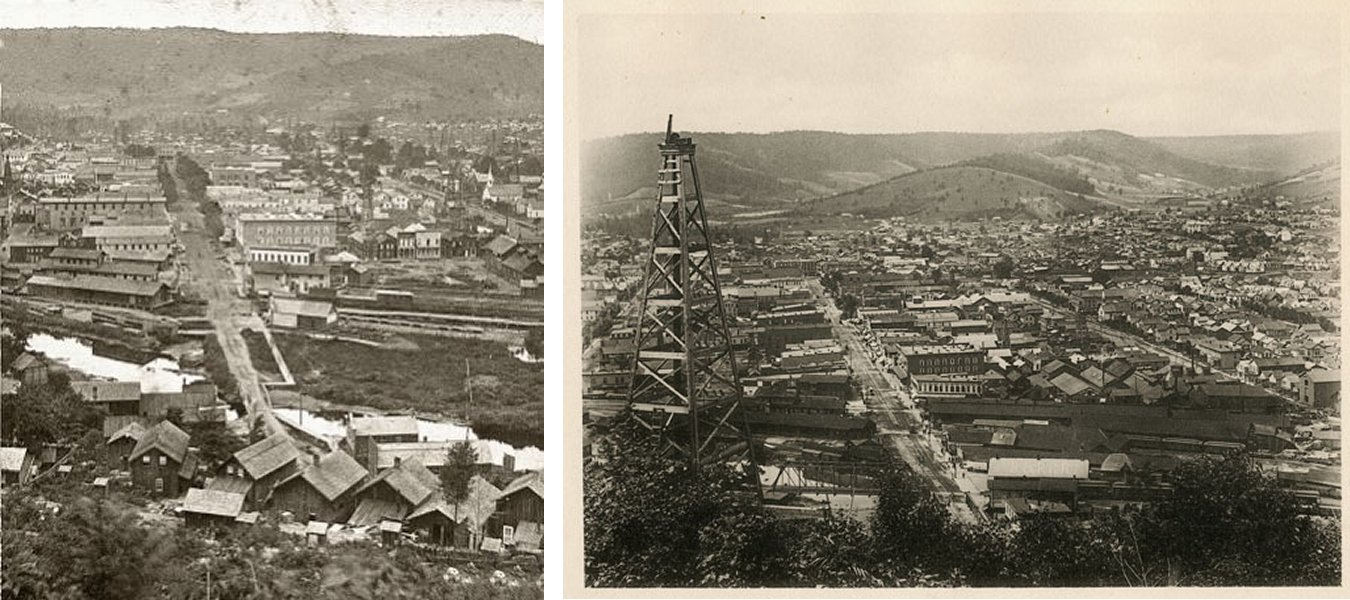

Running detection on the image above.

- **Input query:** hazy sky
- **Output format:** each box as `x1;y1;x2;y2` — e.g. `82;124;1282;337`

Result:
578;11;1341;138
2;0;542;42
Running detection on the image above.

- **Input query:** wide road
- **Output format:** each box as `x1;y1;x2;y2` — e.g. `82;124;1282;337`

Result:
808;281;970;508
169;160;285;439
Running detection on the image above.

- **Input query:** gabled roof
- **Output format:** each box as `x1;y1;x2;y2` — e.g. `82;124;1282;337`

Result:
1100;453;1133;473
11;353;41;371
231;433;301;480
499;470;543;500
26;274;166;297
375;440;492;470
182;488;245;518
107;421;147;444
72;380;141;403
348;497;407;527
482;234;519;257
358;458;440;507
0;447;29;472
206;475;254;496
408;475;501;527
1049;372;1094;397
129;420;191;463
285;451;368;501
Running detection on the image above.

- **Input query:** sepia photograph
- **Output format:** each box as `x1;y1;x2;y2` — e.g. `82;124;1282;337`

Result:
0;0;544;597
566;1;1344;592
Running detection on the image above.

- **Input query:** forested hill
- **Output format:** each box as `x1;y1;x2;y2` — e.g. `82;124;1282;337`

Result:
0;27;542;123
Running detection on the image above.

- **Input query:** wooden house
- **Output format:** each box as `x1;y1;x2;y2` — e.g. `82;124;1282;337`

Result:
271;450;368;522
104;421;147;469
345;415;419;471
492;471;543;550
406;475;501;548
11;353;48;387
182;488;245;529
128;420;195;497
222;432;302;507
0;447;35;486
347;458;438;527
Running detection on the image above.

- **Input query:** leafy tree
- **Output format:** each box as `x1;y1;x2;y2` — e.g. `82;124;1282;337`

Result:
584;420;757;586
1;320;31;373
441;440;479;507
1146;455;1340;585
184;420;248;470
870;467;965;578
524;327;544;359
2;493;153;599
992;256;1015;279
0;372;103;447
837;294;860;319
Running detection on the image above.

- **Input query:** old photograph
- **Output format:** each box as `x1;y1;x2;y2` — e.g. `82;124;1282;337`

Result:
570;3;1343;591
0;0;544;597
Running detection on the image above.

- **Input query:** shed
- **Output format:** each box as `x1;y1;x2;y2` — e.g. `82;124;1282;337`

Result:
1;447;34;485
182;488;245;528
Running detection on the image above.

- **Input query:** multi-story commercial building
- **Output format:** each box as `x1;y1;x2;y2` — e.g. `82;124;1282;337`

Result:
37;195;167;230
894;344;985;377
234;213;336;252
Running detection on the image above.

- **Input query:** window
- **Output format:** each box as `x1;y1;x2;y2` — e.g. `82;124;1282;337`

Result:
159;456;167;466
502;525;516;544
154;478;164;493
142;455;151;465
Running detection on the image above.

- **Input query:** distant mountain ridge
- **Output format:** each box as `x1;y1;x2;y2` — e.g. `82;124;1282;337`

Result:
583;129;1338;221
0;27;543;122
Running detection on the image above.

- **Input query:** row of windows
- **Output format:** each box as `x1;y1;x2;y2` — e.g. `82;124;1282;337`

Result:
913;355;980;367
47;202;158;212
102;243;169;252
141;455;168;466
248;225;332;234
919;382;980;394
250;251;311;265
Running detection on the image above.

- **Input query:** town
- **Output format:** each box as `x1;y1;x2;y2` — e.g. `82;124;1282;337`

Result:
580;124;1341;587
0;101;545;592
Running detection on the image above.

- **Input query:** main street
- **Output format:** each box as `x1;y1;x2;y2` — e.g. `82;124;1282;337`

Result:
808;281;975;521
169;161;286;438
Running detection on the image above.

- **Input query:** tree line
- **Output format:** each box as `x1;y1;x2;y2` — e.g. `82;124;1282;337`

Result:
585;421;1340;588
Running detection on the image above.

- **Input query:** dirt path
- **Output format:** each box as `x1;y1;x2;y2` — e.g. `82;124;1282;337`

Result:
170;164;285;439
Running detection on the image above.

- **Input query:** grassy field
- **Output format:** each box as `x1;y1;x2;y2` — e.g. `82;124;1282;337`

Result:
798;166;1102;221
240;328;281;377
275;332;543;448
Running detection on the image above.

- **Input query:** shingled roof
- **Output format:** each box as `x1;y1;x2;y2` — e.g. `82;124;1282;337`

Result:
408;475;501;527
499;470;543;500
357;457;439;507
182;488;245;518
284;451;367;501
106;421;148;444
129;420;191;463
232;433;301;480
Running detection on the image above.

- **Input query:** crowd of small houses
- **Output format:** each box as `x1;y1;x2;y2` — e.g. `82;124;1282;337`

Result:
582;215;1342;517
1;410;543;555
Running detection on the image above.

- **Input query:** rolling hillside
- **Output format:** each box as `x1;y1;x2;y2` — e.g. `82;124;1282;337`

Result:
0;28;542;122
1147;132;1339;174
796;166;1106;222
582;129;1320;221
